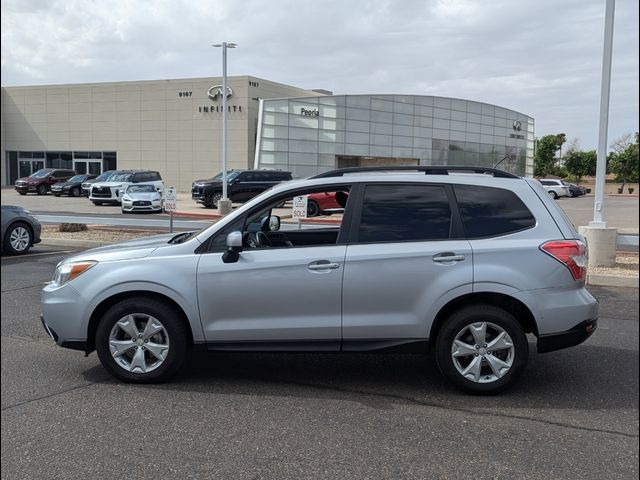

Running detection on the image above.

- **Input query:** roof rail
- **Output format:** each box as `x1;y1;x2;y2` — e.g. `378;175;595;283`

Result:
310;165;520;179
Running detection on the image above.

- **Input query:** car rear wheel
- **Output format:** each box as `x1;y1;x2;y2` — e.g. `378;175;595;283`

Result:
548;190;558;199
3;222;33;255
435;305;528;395
95;297;189;383
207;192;222;209
307;200;320;217
37;184;47;195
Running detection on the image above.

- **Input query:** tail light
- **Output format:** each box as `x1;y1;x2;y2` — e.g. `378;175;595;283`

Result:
540;240;588;281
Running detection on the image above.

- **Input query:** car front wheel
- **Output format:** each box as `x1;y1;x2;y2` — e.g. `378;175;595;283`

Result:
3;222;33;255
95;297;189;383
435;305;528;395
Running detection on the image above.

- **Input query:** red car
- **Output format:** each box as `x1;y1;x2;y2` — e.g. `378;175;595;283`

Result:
307;191;348;217
14;168;76;195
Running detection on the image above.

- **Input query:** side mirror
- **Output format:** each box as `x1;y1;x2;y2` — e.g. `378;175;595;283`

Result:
222;231;243;264
268;215;281;232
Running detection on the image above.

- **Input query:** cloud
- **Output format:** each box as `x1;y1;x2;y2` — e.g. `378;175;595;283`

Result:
1;0;638;149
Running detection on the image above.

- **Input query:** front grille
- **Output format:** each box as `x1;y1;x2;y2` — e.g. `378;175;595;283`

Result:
15;181;27;187
92;187;113;198
191;186;203;198
133;201;151;206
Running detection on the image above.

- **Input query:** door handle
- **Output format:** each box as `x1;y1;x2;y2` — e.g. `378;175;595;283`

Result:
433;253;466;263
308;261;340;270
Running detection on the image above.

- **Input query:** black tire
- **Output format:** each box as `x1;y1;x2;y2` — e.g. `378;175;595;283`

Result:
95;297;190;383
18;192;27;196
207;192;222;209
549;190;559;199
71;187;81;197
435;305;528;395
568;190;575;198
53;193;61;197
3;222;33;255
92;201;103;206
307;200;320;217
37;184;47;195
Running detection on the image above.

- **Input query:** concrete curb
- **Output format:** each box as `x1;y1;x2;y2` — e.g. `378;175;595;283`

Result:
39;238;114;248
173;210;223;220
587;274;639;288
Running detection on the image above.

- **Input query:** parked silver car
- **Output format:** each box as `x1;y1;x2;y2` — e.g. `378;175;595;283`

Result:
539;179;571;199
1;205;42;255
121;184;163;213
41;166;598;394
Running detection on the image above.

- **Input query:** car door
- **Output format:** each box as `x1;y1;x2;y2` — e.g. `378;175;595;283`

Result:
195;189;351;349
341;183;473;345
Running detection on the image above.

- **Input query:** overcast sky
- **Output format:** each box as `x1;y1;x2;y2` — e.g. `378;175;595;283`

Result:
1;0;638;150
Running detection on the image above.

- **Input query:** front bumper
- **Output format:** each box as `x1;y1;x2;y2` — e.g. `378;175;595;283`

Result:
15;185;36;193
122;201;163;211
537;318;598;353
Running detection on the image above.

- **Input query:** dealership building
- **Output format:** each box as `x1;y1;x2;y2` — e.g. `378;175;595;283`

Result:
1;75;534;192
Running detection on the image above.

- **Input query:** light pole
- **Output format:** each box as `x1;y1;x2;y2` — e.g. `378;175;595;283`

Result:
578;0;617;269
212;42;237;215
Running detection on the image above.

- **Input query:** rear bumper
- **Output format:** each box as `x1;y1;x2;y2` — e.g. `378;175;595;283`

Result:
537;318;598;353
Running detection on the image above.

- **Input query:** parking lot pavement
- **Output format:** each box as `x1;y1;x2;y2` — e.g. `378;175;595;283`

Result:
1;251;638;479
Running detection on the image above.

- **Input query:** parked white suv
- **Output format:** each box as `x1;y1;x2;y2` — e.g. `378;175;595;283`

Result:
42;166;597;394
89;170;164;205
539;179;570;199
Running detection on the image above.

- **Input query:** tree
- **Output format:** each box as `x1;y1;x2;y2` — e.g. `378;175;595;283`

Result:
563;149;597;185
534;133;566;177
609;132;639;191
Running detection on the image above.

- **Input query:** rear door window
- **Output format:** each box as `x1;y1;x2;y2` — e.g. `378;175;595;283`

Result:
355;184;452;243
453;185;536;238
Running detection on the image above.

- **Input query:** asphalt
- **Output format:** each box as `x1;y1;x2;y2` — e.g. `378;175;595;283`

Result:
1;249;638;479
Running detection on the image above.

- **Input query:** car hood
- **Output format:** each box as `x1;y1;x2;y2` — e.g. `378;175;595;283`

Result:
92;181;129;188
62;232;184;263
194;178;221;186
54;181;78;188
124;192;160;200
16;176;43;183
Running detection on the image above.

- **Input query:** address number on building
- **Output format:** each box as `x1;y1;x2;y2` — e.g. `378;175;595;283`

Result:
178;91;193;98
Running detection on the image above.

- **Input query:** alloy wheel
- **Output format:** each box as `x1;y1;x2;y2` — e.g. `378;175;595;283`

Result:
451;322;515;383
9;226;31;252
108;313;170;374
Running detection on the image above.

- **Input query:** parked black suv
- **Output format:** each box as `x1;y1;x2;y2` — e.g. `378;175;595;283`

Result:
192;170;292;208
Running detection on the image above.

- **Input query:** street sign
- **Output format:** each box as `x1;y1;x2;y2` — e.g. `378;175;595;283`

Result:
292;195;308;219
164;187;177;212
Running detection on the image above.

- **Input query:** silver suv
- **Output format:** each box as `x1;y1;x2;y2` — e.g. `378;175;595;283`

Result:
41;166;598;394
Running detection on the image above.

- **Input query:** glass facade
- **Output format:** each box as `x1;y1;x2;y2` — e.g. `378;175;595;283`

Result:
5;151;117;185
256;95;534;178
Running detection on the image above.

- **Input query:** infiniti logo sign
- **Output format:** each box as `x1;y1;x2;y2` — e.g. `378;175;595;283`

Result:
512;120;522;131
207;85;233;101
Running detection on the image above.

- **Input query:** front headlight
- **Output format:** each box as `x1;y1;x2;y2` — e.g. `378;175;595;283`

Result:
52;261;97;287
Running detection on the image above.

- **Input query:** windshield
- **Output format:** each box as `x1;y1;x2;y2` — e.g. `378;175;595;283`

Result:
127;184;156;193
211;171;240;181
109;172;133;182
69;175;86;182
30;169;51;178
95;171;115;182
